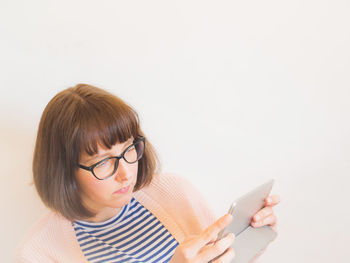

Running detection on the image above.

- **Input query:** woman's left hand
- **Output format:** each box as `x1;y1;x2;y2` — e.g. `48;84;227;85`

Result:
251;195;280;231
248;195;280;263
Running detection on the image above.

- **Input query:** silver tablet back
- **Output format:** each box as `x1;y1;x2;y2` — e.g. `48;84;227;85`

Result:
219;179;277;263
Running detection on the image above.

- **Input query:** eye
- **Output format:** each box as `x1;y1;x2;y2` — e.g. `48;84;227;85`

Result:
96;159;108;168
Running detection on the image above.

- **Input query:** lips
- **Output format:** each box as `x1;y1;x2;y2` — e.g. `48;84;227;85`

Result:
114;185;130;194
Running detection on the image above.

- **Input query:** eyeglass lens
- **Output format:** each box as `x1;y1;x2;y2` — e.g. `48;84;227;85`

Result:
93;140;144;179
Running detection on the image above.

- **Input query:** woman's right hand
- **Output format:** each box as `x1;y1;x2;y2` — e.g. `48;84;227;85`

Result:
169;214;235;263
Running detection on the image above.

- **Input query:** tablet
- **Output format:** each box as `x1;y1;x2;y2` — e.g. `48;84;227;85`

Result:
217;179;277;263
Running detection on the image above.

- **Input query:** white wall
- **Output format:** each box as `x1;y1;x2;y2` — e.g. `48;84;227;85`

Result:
1;0;349;262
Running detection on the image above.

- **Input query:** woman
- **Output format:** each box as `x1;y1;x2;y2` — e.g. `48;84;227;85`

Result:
15;84;280;262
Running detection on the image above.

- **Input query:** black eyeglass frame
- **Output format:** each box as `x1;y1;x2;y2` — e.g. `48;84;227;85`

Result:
78;136;146;180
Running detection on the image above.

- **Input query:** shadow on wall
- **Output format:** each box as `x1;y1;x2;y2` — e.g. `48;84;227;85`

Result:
0;117;48;261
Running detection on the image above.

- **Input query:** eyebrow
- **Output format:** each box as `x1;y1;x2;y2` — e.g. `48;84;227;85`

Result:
83;138;134;164
87;152;110;163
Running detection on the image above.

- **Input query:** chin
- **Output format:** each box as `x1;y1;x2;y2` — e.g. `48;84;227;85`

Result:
112;192;133;207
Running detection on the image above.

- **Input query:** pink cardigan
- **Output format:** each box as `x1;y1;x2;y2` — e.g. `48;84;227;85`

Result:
15;174;218;262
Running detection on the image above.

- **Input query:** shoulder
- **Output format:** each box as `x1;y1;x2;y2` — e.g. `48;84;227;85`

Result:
14;212;75;262
139;173;207;203
147;173;198;194
14;212;53;261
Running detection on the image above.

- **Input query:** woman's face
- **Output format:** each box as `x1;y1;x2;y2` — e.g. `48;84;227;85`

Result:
75;137;138;221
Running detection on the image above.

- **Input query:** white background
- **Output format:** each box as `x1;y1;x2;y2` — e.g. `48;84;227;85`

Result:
1;0;349;262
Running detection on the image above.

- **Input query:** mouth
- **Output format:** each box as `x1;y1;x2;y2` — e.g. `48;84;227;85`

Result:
113;185;131;194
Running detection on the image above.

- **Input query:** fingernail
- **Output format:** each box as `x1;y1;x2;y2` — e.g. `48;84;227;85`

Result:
255;215;260;221
267;197;271;204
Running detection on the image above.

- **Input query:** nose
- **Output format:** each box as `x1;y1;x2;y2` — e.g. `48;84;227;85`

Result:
114;159;132;183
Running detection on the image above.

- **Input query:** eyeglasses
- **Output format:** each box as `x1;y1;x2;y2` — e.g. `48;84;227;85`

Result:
78;137;145;180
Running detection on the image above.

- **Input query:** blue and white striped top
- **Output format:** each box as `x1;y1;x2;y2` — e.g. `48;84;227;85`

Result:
73;197;179;263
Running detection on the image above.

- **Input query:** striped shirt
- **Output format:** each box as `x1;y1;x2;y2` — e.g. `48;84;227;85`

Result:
73;197;179;263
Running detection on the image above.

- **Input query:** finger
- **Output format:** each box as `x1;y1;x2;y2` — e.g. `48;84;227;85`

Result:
210;247;235;263
199;233;235;262
193;214;233;253
265;195;280;206
252;214;277;228
252;206;273;222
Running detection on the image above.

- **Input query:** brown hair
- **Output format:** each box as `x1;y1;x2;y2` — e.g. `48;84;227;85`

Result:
33;84;159;221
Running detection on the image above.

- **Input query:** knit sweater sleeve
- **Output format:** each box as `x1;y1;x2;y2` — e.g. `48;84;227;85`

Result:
166;174;218;230
145;173;218;238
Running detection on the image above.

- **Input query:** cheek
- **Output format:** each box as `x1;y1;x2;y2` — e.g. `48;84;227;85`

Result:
76;172;113;199
87;180;112;197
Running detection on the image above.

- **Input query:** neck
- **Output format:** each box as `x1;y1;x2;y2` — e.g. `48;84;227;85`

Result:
83;207;122;223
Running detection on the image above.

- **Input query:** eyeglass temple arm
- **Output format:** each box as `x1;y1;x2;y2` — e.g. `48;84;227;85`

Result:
78;164;91;171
